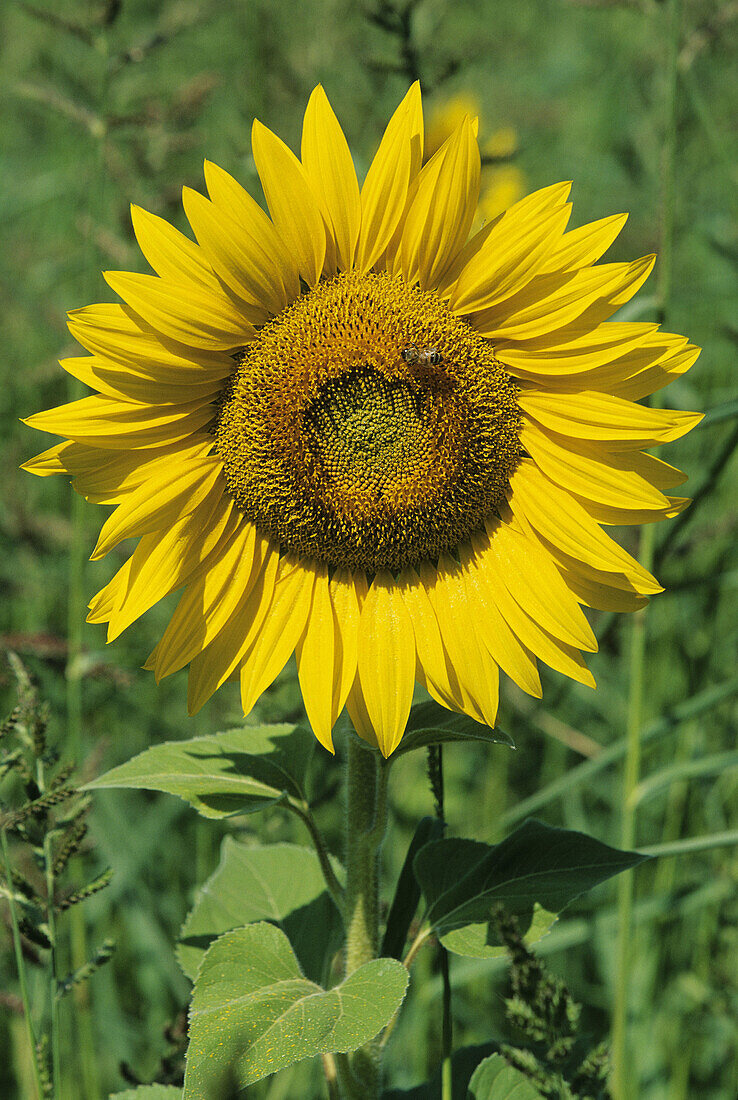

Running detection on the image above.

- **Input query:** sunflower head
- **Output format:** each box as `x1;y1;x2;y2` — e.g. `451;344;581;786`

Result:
215;270;521;573
24;83;701;757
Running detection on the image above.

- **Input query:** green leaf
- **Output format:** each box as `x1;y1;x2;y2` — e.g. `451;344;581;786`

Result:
392;701;514;759
184;923;408;1095
442;903;557;959
381;816;445;960
178;840;343;984
467;1054;543;1099
85;724;314;818
415;820;648;954
109;1087;182;1100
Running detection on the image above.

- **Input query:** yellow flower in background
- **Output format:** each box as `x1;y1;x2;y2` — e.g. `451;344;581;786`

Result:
24;84;701;757
426;94;526;223
425;93;481;158
478;165;526;223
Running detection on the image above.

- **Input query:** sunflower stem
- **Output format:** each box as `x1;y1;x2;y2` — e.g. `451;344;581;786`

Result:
612;2;682;1095
340;735;389;1099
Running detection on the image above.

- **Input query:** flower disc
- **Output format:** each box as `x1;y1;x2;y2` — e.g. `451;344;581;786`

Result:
215;272;521;572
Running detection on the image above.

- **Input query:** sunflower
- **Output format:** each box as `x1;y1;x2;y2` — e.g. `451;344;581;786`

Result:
24;84;701;758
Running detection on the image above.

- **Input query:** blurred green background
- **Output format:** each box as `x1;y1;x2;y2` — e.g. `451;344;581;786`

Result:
1;1;736;1097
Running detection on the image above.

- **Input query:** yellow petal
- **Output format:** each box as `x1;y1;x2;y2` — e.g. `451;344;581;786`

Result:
449;203;571;314
525;331;688;392
542;212;628;273
507;460;661;593
106;496;237;641
496;323;658;378
357;573;416;757
492;321;655;367
579;495;690;526
239;557;316;715
59;356;223;406
24;394;214;449
186;546;279;714
203;159;301;300
397;567;464;713
520;388;702;448
68;437;212;503
459;545;542;698
328;570;363;729
472;256;656;341
67;303;230;380
345;675;380;750
549;255;658;338
21;441;76;476
104;271;253;351
440;182;570;296
609;344;701;402
91;458;224;559
295;564;338;752
87;559;132;624
301;86;361;273
472;532;595;688
355;83;422;274
421;558;500;728
557;562;649;613
130;204;220;292
182;185;289;320
154;520;261;679
400;116;480;290
627;450;687;491
482;519;597;651
498;181;572;219
520;421;671;510
251;119;326;287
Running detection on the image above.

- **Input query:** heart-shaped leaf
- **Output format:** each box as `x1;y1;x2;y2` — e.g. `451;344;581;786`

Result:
392;701;514;759
415;820;648;954
184;923;409;1095
178;840;343;984
441;903;557;959
85;724;314;818
467;1054;543;1098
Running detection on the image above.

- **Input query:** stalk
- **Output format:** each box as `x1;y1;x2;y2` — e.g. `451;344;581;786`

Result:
37;760;61;1100
611;1;682;1095
339;736;389;1099
1;828;44;1100
440;947;453;1100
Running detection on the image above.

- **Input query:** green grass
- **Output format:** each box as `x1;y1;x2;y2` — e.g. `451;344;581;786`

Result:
1;1;737;1097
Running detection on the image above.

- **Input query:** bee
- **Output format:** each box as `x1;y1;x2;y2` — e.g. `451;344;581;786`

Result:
401;344;443;367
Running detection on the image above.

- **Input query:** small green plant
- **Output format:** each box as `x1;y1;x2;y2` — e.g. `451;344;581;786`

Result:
492;904;610;1099
0;652;114;1099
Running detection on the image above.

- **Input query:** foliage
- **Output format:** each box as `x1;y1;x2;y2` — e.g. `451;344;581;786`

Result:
0;653;114;1097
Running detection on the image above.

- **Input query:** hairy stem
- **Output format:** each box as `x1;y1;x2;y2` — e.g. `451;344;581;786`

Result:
339;736;389;1099
321;1053;340;1100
